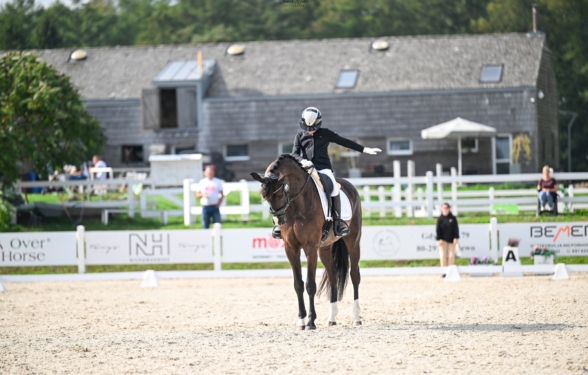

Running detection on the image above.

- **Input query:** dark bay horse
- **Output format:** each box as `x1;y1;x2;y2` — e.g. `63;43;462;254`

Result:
251;154;362;330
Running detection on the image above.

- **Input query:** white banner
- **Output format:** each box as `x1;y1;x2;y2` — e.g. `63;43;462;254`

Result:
0;232;77;266
499;222;588;257
85;230;213;265
360;224;490;260
222;229;307;263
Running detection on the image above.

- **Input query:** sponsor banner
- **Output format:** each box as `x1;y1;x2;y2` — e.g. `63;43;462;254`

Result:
499;222;588;257
85;230;213;265
222;229;307;263
360;224;491;260
0;232;77;266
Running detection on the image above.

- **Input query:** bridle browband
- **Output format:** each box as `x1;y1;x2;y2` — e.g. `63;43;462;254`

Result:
266;168;313;223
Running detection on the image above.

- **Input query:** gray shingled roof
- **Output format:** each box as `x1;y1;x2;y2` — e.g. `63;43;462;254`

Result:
30;33;545;100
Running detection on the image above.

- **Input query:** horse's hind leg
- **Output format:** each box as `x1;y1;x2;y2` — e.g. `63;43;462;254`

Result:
346;238;362;326
318;245;338;326
285;244;306;330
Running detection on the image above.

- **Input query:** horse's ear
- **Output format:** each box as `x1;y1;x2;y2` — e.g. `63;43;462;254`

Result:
250;173;265;183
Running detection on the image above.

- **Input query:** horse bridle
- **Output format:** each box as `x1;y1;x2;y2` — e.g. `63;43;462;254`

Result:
266;169;313;224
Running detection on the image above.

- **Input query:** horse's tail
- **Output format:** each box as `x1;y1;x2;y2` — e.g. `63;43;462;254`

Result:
318;238;349;301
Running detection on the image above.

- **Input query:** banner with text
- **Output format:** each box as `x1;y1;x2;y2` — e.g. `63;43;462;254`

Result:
359;224;491;260
85;230;213;265
0;232;77;266
499;222;588;257
222;229;307;263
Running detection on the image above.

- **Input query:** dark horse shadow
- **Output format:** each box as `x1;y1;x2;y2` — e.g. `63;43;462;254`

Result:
251;154;363;330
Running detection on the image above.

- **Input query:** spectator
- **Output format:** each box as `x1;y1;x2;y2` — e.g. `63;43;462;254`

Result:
436;202;459;277
69;162;89;181
196;165;224;229
537;165;558;210
89;155;108;180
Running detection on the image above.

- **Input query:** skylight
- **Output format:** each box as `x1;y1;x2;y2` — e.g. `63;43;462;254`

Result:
480;64;503;83
336;70;359;89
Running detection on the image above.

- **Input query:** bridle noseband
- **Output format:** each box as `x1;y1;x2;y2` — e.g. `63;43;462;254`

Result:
266;169;313;224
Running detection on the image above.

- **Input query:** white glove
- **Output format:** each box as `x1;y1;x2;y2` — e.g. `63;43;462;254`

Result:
363;147;382;155
301;159;314;168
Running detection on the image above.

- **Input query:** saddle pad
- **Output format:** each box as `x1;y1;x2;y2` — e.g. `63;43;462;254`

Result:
311;178;352;221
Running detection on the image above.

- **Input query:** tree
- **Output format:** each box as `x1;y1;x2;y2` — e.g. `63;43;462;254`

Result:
0;52;106;186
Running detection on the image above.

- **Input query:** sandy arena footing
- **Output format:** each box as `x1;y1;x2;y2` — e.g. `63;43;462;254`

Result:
1;274;587;374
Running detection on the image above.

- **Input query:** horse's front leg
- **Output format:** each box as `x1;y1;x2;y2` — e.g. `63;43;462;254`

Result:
285;243;306;330
305;249;318;330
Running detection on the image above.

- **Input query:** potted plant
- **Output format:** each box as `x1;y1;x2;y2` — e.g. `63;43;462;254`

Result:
469;255;496;277
531;245;557;265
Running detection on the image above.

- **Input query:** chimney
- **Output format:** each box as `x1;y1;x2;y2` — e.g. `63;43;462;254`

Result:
532;4;537;33
198;51;203;71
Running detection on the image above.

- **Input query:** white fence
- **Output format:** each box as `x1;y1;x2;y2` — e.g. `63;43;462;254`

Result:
15;170;588;225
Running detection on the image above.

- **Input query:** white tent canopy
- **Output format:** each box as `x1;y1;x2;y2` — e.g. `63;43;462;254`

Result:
421;117;497;176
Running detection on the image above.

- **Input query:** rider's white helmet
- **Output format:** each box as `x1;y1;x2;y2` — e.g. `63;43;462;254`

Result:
299;107;322;132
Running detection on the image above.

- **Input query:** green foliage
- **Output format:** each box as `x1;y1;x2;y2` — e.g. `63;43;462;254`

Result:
0;191;14;230
0;52;106;186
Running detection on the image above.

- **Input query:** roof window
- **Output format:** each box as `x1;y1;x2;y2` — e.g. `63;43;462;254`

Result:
480;64;503;83
336;69;359;89
227;44;245;56
371;40;389;51
70;49;87;61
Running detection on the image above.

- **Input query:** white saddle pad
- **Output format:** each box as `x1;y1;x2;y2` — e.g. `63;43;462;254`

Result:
311;178;352;221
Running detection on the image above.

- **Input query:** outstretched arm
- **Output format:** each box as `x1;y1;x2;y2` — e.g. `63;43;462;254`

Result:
329;130;381;155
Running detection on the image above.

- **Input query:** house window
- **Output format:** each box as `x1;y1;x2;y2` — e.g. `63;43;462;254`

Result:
278;142;293;156
461;138;478;153
480;64;503;83
387;138;412;155
495;135;511;174
225;144;249;161
121;145;144;163
160;89;178;128
336;69;359;89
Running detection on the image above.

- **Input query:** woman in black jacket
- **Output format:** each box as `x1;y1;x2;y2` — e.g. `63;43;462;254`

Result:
436;202;459;277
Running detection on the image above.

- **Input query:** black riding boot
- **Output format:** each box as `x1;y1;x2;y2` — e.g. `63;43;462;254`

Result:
332;195;350;237
272;226;282;239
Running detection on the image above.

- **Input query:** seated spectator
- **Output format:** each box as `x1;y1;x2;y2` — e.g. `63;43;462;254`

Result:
69;162;89;181
89;155;108;180
537;165;557;210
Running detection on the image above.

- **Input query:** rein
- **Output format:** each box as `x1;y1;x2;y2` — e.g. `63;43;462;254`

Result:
267;168;313;221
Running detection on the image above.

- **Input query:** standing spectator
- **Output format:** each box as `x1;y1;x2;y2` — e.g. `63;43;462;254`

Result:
436;202;459;277
537;165;558;210
196;165;224;229
89;155;108;180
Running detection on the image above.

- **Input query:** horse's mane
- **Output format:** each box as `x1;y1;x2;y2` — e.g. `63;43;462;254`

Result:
260;154;305;199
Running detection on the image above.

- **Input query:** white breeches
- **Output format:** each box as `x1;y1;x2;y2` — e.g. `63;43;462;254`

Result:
318;169;339;197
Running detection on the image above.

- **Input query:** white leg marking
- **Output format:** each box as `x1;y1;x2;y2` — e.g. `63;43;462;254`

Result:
297;318;305;327
353;299;361;322
327;302;338;324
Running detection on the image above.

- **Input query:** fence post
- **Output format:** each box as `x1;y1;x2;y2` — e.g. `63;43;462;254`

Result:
436;163;443;207
76;225;85;274
262;200;270;220
393;160;401;218
240;179;250;221
213;222;222;272
488;187;494;215
183;179;195;226
568;184;574;213
490;217;498;264
363;186;371;217
378;186;386;218
426;171;434;219
416;187;424;216
127;175;135;219
451;167;458;216
406;160;415;218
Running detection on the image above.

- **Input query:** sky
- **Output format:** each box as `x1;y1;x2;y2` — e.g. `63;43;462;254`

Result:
0;0;75;8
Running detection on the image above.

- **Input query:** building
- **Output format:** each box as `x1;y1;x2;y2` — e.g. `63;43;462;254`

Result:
33;32;559;179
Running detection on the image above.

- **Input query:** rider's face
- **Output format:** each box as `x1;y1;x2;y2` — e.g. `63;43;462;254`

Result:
307;130;316;135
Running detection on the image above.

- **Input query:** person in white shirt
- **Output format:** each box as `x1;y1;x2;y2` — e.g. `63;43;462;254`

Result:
89;155;108;180
196;165;224;228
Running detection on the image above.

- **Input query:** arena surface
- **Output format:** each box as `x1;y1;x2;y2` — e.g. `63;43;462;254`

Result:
1;274;587;374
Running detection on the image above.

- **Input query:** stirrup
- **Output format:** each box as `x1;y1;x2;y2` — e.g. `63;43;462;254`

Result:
334;219;350;237
272;226;282;239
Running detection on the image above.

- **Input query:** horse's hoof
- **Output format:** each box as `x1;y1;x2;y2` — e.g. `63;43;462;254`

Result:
306;324;316;330
297;325;305;331
353;320;362;327
328;321;337;326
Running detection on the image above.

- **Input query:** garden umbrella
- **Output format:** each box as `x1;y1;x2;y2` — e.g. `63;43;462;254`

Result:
421;117;497;176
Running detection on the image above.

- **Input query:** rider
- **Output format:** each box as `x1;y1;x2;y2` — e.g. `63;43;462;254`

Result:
273;107;381;239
